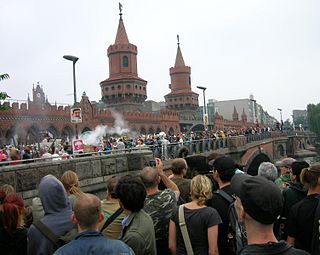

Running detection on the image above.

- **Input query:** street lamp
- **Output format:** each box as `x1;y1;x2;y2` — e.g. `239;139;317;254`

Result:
250;98;257;124
63;55;79;138
277;108;283;131
277;108;283;123
197;86;208;131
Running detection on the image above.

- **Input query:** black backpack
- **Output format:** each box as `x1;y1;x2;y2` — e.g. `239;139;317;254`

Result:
33;221;77;249
215;189;247;255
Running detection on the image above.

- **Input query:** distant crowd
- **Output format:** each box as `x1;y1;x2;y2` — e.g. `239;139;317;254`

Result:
0;126;275;165
0;147;319;254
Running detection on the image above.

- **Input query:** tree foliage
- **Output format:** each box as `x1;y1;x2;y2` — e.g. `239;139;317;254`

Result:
0;73;10;81
307;103;320;135
0;73;10;110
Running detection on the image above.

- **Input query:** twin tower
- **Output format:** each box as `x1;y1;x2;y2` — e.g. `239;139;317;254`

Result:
100;10;199;119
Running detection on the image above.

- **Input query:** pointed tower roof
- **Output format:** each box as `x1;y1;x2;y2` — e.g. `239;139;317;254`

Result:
115;14;129;44
174;35;185;67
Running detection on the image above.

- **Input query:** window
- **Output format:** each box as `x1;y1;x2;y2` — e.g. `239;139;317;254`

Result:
123;56;128;67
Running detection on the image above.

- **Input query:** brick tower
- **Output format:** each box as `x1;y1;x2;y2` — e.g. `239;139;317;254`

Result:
100;8;147;111
165;36;199;120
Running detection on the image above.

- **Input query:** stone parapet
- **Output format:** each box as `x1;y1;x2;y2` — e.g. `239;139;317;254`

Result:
0;151;153;205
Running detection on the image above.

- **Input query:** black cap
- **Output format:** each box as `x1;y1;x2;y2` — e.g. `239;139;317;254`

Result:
231;174;283;225
211;156;236;181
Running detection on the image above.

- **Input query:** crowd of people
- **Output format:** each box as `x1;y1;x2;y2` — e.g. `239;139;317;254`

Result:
0;126;276;166
0;149;319;254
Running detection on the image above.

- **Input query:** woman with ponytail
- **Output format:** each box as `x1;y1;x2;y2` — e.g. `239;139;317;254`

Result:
169;174;221;255
0;194;27;255
287;163;320;254
61;170;84;209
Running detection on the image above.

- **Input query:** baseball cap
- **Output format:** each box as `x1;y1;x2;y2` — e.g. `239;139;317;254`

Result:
231;174;283;225
278;157;296;168
211;156;236;175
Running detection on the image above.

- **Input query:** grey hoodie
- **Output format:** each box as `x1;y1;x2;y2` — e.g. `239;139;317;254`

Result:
28;175;75;255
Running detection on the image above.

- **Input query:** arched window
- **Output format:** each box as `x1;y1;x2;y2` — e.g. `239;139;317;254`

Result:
123;56;128;67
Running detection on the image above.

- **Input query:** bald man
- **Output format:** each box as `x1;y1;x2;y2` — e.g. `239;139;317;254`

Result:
54;193;133;255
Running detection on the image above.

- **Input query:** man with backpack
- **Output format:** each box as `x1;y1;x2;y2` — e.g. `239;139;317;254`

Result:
54;193;133;255
207;156;245;255
231;174;309;255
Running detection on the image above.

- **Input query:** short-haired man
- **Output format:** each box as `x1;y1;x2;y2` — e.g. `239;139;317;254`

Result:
170;157;191;205
258;162;278;182
231;174;309;255
54;193;133;255
116;175;157;255
141;158;180;255
100;176;125;239
275;157;296;191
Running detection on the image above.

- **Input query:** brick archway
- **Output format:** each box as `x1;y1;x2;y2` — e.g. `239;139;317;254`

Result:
245;152;272;176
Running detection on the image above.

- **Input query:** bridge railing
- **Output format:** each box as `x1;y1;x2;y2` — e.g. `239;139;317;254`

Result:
0;131;287;166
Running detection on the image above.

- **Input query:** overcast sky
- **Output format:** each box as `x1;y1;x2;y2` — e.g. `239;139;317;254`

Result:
1;0;319;122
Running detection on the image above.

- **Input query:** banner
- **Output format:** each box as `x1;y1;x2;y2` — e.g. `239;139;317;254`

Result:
73;139;84;153
71;108;82;123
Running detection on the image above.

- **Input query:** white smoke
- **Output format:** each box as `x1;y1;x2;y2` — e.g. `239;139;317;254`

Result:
79;111;131;146
80;125;107;146
106;111;130;135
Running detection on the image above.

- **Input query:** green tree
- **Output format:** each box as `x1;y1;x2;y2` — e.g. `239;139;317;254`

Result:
0;73;10;110
307;103;320;135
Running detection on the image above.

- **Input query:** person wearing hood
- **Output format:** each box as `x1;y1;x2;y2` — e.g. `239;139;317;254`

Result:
28;175;75;255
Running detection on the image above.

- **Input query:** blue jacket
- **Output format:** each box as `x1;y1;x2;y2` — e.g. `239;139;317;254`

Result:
54;231;134;255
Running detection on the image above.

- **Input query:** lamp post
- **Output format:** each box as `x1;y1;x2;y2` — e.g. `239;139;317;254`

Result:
250;99;257;124
277;108;283;131
197;86;208;131
277;108;283;123
63;55;79;138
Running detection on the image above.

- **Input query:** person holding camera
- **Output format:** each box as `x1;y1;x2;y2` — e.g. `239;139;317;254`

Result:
141;158;180;255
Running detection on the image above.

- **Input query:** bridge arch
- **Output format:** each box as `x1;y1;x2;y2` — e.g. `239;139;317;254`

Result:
245;151;272;176
26;125;41;144
61;126;73;140
82;127;91;133
277;144;285;158
148;127;154;135
140;127;146;135
47;124;59;138
5;125;21;145
189;124;204;132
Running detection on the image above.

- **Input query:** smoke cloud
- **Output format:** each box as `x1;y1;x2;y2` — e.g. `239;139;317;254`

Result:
79;111;132;145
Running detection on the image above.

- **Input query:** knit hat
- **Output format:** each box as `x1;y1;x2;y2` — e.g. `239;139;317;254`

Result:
231;174;283;224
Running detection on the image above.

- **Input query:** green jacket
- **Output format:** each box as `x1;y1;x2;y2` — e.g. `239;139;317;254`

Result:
275;174;291;191
282;182;307;218
121;210;156;255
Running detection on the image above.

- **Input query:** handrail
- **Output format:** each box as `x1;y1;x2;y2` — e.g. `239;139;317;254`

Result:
0;131;292;167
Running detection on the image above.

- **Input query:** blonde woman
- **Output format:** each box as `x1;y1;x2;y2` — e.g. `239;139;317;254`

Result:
169;175;221;255
61;170;83;209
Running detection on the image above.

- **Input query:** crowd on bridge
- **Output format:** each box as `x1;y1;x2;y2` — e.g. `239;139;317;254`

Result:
0;126;275;166
0;146;319;254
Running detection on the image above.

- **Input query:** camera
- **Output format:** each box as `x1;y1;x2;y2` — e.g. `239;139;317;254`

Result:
149;159;156;167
